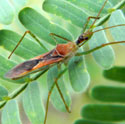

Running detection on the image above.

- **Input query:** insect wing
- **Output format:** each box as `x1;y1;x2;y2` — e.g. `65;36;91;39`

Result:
5;52;63;80
5;59;41;79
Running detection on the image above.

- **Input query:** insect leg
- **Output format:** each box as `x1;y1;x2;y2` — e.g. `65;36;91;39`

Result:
50;33;72;44
26;31;47;50
83;16;100;32
44;67;68;124
55;80;71;113
8;30;47;59
88;0;108;31
76;41;125;56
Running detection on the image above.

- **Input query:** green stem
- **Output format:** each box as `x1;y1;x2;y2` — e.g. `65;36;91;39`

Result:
31;69;49;81
10;83;29;99
113;0;125;10
0;68;49;109
57;67;68;79
76;41;125;56
95;0;125;27
0;102;7;109
95;14;110;26
10;68;49;99
0;83;29;109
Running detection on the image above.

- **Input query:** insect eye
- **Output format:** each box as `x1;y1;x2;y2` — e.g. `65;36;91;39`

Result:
85;37;88;40
79;35;84;40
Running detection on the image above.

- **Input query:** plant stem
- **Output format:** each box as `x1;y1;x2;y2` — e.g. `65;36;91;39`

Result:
95;0;125;26
0;69;49;109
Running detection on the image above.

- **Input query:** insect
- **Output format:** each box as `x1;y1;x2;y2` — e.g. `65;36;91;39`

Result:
4;0;125;124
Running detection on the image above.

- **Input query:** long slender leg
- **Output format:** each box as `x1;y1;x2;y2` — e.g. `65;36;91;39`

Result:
88;0;108;30
83;16;100;32
55;67;70;113
44;67;70;124
83;0;109;32
55;80;71;113
44;90;51;124
50;33;72;44
76;41;125;56
8;30;47;59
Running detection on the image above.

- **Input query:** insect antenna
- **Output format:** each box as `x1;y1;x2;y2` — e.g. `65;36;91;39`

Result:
76;24;125;47
92;24;125;33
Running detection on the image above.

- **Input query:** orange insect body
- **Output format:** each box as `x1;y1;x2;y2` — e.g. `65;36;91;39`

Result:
5;42;78;80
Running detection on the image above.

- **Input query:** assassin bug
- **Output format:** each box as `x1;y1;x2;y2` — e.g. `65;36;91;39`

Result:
4;0;125;124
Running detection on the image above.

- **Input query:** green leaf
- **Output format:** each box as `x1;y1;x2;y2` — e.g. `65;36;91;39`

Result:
110;0;122;5
81;104;125;121
1;100;22;124
103;66;125;82
49;15;81;40
88;26;115;69
66;0;112;15
0;53;26;84
47;65;71;112
23;82;45;124
43;0;89;27
0;85;8;101
74;119;115;124
19;7;73;45
42;0;114;28
91;85;125;102
12;0;28;8
0;0;15;25
0;30;46;59
108;10;125;45
68;56;90;92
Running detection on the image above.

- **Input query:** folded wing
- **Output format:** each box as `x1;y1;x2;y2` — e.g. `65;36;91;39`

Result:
5;49;63;80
